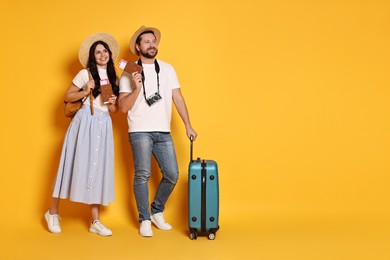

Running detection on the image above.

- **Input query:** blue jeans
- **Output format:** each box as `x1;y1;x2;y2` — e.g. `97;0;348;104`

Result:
129;132;179;222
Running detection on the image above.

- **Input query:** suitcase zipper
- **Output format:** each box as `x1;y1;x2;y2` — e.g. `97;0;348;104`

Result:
201;159;207;232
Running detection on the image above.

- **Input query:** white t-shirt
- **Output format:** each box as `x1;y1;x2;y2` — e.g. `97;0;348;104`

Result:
119;59;180;133
72;68;111;112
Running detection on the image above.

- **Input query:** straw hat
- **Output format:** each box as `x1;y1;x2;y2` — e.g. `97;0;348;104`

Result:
78;32;119;68
129;26;161;55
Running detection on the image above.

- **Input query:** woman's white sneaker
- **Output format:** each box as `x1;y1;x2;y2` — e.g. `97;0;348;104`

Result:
89;220;112;236
44;210;61;234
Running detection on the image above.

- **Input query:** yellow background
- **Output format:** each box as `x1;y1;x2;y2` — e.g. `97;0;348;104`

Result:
1;0;390;259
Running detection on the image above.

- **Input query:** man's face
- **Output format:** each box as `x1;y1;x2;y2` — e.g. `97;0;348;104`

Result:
137;33;158;58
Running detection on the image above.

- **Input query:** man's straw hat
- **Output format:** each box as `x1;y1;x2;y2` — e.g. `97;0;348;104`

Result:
129;26;161;55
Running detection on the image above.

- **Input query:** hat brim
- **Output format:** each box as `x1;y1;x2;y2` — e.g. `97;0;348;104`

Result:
129;26;161;55
78;32;119;68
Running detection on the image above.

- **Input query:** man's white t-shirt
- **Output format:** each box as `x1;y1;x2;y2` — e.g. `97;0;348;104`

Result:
119;60;180;133
72;68;111;112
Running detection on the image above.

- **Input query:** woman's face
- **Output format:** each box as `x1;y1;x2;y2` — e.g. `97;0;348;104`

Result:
94;44;110;67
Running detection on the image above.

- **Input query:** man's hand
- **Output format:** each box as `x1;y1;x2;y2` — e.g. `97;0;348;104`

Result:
130;72;142;90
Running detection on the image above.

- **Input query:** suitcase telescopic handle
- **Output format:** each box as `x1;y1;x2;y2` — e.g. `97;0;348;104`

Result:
190;135;194;162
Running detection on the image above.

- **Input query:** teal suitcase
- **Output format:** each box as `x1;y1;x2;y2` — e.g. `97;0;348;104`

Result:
188;138;220;240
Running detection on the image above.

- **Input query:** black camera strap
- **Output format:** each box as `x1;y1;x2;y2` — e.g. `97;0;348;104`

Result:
137;59;160;101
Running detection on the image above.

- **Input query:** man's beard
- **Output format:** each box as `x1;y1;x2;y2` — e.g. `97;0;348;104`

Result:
140;47;158;59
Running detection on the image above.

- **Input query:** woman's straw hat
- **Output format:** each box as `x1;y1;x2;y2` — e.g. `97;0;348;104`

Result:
78;32;119;68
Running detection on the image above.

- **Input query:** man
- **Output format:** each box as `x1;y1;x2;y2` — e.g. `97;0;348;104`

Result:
118;26;197;237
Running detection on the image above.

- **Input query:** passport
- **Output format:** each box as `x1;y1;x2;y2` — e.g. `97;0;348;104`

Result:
119;59;143;74
100;83;113;104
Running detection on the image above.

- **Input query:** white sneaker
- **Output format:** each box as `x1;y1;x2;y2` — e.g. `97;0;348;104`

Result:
151;212;172;230
44;210;61;234
140;220;153;237
89;220;112;237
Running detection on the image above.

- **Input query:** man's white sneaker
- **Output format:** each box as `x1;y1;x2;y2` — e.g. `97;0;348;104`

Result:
151;212;172;230
44;210;61;234
140;220;153;237
89;220;112;236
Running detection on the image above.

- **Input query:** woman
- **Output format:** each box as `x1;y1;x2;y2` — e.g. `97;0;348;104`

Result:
45;33;119;236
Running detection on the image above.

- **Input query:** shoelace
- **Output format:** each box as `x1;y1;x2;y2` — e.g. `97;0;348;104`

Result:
156;214;166;223
52;215;61;226
93;221;108;231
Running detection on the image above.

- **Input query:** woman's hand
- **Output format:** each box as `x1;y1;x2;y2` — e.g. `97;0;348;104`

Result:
84;79;95;95
107;95;117;105
107;94;117;112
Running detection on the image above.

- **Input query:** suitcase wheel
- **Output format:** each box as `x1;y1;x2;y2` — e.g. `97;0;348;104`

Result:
189;231;198;240
208;232;216;240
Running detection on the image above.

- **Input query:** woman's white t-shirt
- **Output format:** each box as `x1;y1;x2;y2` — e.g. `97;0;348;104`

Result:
72;68;110;112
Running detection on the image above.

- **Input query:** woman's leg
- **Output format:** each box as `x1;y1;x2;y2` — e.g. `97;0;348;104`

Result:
49;197;60;214
45;197;62;233
91;204;100;221
89;204;112;236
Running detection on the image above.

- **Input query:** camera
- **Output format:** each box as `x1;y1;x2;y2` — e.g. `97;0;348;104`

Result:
146;92;162;106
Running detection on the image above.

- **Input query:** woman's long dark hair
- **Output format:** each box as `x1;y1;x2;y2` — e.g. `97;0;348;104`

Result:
87;40;119;98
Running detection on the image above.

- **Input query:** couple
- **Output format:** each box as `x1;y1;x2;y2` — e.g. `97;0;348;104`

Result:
44;26;197;237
